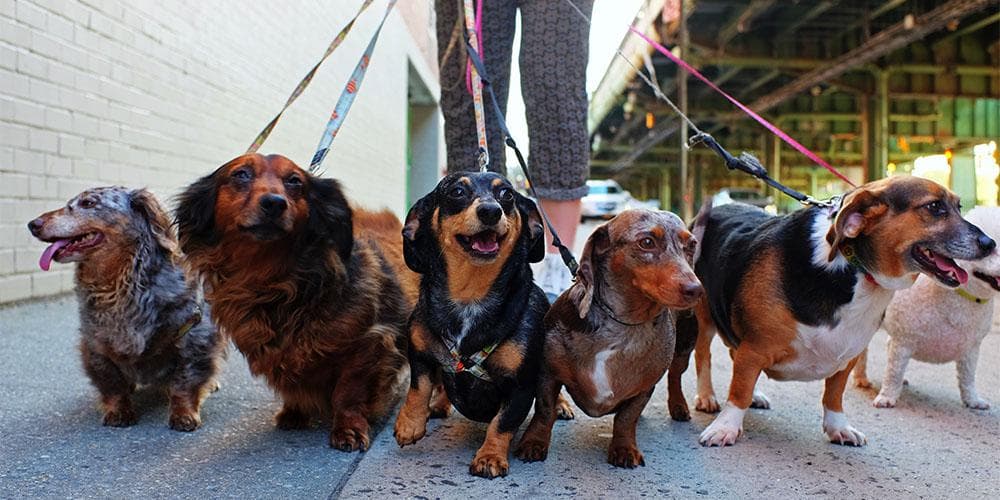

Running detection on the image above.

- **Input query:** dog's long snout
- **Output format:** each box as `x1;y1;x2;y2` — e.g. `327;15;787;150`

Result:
476;202;503;226
259;194;288;218
27;218;44;237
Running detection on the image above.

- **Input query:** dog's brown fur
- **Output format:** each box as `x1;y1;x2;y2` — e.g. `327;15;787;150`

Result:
175;153;417;450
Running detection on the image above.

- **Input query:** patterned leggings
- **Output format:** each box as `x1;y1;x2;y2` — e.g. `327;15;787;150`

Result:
435;0;593;200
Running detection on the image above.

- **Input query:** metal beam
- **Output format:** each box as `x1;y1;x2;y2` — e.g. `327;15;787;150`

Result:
936;11;1000;43
749;0;995;115
738;69;782;97
776;1;835;38
717;0;777;52
833;0;908;41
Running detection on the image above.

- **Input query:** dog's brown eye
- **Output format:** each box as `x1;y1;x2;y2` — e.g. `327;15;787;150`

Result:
498;188;514;202
449;186;466;198
638;237;656;250
79;198;96;209
924;200;947;217
284;176;303;188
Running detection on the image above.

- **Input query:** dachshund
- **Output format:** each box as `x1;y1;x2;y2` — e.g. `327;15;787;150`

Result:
393;171;566;478
515;209;703;468
175;153;418;451
28;186;224;431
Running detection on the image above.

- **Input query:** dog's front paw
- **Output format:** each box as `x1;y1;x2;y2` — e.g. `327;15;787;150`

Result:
469;452;509;479
275;407;311;430
394;414;427;447
669;399;691;421
168;412;202;432
694;394;721;413
102;407;138;428
963;396;991;410
329;426;370;452
872;393;897;408
823;410;867;446
750;390;771;409
607;444;645;468
699;421;742;447
556;395;576;420
514;438;549;462
853;375;873;389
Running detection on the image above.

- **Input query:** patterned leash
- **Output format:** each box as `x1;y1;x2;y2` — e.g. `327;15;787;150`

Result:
463;0;490;172
246;0;376;154
309;0;398;173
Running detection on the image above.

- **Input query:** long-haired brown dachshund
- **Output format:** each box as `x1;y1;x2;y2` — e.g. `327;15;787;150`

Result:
175;153;418;451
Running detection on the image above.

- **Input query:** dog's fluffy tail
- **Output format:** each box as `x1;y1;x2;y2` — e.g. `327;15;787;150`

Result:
689;201;713;264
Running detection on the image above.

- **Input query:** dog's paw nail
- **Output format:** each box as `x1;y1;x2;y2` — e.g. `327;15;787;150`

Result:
514;440;549;462
102;409;138;428
826;426;867;446
470;454;509;479
964;398;991;410
872;395;896;408
608;445;645;469
168;413;201;432
329;428;368;452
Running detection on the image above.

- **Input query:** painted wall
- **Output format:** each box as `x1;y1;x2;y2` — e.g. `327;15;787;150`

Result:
0;0;443;303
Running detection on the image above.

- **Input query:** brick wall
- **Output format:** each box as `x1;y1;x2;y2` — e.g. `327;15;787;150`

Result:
0;0;443;303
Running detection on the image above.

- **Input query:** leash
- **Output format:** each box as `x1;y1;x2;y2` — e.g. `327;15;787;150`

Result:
309;0;398;173
559;0;851;208
463;41;580;276
174;305;202;342
246;0;376;154
460;6;579;275
463;0;490;172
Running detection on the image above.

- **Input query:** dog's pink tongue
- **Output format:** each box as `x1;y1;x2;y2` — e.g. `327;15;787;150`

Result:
933;253;968;284
472;238;499;253
39;239;70;271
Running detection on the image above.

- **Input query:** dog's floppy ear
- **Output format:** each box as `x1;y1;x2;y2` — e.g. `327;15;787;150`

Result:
130;188;179;258
307;176;354;265
402;193;436;274
515;192;546;263
566;224;610;318
826;188;887;261
175;169;221;252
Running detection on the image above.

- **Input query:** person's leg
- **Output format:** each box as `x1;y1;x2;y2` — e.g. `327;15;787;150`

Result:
435;0;516;174
519;0;592;298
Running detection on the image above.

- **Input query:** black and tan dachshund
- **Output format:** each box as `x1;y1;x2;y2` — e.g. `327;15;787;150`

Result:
393;171;557;479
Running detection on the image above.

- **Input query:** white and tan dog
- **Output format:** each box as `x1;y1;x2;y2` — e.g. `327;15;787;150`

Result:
854;206;1000;409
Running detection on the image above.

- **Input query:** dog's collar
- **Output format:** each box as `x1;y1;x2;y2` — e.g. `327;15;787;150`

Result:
442;340;499;382
841;244;879;287
955;288;988;305
175;306;202;340
595;298;647;327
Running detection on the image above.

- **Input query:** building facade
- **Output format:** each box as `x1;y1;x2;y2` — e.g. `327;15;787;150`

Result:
0;0;444;303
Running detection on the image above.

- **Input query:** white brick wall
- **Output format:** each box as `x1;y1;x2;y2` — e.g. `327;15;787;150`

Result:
0;0;444;303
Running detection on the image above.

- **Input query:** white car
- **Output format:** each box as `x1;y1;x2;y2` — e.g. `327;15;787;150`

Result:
581;180;631;220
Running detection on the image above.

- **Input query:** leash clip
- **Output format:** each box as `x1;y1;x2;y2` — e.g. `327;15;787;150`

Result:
477;148;489;173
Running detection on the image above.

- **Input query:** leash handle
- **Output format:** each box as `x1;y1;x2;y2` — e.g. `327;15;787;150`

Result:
247;0;376;154
309;0;398;173
464;42;579;276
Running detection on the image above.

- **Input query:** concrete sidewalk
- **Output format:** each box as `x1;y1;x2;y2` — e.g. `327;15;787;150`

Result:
2;294;998;499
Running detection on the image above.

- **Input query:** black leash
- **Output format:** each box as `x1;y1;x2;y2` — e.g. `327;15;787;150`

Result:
464;41;580;276
687;132;834;208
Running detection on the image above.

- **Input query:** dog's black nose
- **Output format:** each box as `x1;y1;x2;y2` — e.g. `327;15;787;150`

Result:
477;203;503;226
681;282;704;302
978;234;996;253
259;194;288;217
27;218;44;236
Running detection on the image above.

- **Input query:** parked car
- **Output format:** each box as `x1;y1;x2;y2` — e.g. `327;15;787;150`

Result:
581;180;631;220
712;187;776;213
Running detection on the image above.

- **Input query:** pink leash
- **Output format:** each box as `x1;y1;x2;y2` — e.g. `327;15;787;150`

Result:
465;0;484;95
629;27;857;188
